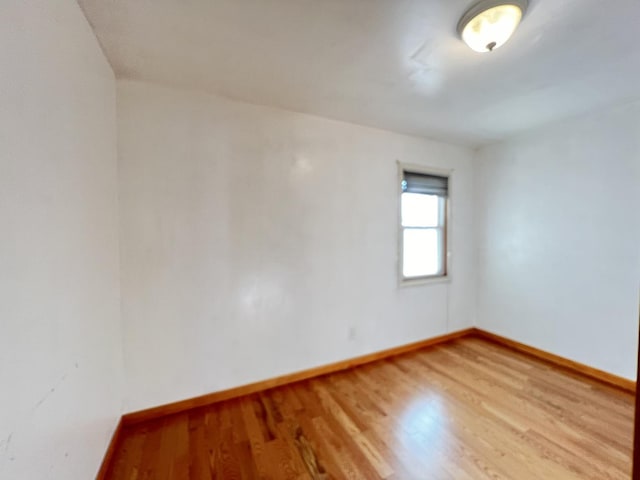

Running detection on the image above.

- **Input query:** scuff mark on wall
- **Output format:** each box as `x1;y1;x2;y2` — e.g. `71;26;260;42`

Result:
32;374;68;412
0;433;13;452
0;432;16;464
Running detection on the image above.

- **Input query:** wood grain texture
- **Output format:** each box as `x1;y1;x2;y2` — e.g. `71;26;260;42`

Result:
105;337;634;479
474;329;636;392
122;328;475;426
96;418;123;480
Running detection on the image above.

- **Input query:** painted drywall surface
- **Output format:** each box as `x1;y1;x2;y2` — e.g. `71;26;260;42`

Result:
117;80;476;411
475;101;640;380
0;1;123;478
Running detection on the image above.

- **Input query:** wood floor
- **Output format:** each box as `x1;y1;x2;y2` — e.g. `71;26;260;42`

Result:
105;337;634;479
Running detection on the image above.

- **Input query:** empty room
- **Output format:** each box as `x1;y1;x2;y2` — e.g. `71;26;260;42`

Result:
2;0;640;478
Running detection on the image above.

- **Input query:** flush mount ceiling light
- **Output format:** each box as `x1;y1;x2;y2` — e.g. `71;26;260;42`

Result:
457;0;528;53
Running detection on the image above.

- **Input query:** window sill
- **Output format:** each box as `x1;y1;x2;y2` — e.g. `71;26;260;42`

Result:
399;276;451;288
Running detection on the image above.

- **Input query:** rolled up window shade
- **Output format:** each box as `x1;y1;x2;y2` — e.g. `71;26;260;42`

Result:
402;171;448;197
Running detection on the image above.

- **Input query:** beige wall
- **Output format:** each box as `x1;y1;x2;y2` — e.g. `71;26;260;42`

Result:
117;79;477;411
0;1;123;477
475;101;640;379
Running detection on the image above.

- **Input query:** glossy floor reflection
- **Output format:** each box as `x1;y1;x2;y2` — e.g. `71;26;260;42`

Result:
106;337;634;479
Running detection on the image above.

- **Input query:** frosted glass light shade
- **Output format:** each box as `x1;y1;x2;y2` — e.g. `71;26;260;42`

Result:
458;1;527;53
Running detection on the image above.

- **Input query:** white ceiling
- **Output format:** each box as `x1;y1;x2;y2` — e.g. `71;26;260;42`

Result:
78;0;640;146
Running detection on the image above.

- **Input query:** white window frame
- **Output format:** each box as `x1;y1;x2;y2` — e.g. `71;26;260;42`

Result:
397;161;452;287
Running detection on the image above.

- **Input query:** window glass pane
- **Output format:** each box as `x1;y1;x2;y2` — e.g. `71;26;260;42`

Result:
401;193;439;227
403;229;441;277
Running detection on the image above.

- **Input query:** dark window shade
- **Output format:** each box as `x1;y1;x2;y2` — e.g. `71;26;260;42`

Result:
402;171;448;197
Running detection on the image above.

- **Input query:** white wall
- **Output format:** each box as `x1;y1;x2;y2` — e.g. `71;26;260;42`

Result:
475;101;640;380
0;1;123;478
117;80;476;411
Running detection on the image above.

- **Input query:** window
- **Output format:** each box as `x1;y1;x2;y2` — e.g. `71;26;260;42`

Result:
399;168;449;282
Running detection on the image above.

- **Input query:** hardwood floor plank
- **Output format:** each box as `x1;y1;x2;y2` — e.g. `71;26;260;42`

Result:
105;338;634;479
109;426;147;480
187;414;211;479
